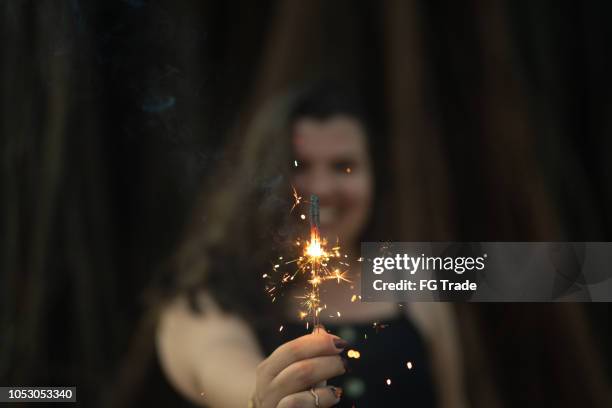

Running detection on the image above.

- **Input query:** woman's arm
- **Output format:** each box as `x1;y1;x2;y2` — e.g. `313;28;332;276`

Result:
156;293;346;408
156;293;262;407
406;303;469;408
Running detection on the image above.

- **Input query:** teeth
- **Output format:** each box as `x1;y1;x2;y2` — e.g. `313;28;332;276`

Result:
319;207;336;225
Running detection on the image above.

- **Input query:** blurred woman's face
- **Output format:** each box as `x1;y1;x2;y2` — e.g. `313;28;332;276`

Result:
292;115;374;247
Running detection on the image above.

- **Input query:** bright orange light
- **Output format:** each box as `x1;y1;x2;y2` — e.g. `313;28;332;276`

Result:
305;238;324;258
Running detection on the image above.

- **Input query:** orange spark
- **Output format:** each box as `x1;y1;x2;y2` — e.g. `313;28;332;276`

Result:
290;185;302;213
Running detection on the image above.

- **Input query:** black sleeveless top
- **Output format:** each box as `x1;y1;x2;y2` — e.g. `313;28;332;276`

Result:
256;314;437;407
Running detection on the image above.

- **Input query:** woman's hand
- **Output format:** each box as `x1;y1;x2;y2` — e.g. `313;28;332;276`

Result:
251;328;347;408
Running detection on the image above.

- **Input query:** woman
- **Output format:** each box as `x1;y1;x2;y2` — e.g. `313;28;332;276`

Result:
155;84;468;407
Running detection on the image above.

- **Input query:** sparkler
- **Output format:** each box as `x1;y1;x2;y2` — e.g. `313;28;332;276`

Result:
306;195;322;329
266;190;351;332
299;194;352;330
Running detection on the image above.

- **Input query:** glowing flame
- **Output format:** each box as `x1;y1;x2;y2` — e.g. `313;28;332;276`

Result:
305;234;324;258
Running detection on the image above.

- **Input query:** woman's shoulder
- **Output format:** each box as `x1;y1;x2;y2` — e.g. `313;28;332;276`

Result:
157;292;262;357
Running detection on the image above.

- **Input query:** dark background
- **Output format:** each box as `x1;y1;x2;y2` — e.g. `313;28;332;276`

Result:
2;0;611;406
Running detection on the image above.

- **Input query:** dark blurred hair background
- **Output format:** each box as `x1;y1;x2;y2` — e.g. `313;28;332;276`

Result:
1;1;611;407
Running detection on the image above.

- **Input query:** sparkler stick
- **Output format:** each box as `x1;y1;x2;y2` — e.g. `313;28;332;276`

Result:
308;195;322;330
309;195;320;230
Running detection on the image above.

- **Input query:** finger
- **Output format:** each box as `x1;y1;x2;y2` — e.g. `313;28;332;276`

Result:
312;324;336;388
259;331;347;380
311;325;327;388
269;355;346;399
276;386;343;408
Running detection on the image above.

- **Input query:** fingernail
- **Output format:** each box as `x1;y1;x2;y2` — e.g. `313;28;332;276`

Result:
329;386;343;400
333;338;349;350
